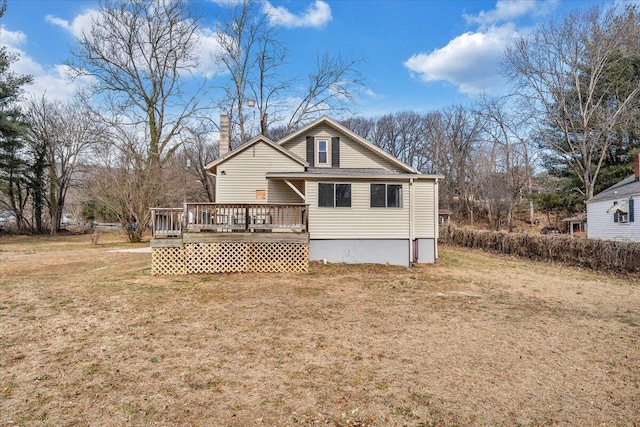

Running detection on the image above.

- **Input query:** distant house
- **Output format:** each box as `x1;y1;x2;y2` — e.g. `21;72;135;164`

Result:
438;208;452;226
562;214;586;237
586;155;640;241
150;115;443;273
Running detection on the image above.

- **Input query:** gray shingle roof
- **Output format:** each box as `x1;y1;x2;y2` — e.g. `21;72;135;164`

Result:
306;167;405;175
588;175;640;202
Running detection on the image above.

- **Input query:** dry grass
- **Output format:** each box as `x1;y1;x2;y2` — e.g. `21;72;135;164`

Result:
1;234;639;426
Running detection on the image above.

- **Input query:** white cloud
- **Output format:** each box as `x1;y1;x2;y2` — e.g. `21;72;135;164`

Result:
404;1;559;96
47;8;223;80
464;0;558;26
1;26;91;101
264;0;332;29
0;27;27;47
194;27;226;78
29;65;94;101
404;24;519;96
363;87;384;100
45;9;99;39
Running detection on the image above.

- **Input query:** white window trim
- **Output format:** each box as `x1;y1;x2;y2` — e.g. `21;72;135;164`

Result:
315;138;331;167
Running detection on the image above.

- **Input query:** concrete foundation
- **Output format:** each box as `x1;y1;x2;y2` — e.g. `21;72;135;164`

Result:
310;239;411;266
416;238;437;263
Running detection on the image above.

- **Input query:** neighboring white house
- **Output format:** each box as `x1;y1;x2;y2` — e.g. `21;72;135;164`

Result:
586;155;640;241
205;115;443;266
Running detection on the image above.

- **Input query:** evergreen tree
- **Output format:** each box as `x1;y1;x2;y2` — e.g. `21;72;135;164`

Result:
539;23;640;200
0;1;33;230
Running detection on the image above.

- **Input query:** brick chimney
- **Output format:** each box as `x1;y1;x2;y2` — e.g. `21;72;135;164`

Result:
219;114;230;156
635;153;640;182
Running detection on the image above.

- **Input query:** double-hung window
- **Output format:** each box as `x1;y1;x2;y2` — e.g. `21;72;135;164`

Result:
370;183;402;208
318;183;351;207
317;140;329;165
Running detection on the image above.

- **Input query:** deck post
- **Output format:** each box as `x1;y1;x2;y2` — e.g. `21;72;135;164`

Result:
183;203;188;232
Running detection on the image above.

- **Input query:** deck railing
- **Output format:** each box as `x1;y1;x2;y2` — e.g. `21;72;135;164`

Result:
151;203;308;238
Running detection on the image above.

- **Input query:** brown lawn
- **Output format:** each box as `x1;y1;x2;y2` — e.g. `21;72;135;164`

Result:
1;233;639;426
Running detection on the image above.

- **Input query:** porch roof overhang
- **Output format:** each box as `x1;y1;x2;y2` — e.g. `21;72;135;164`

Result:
266;169;443;181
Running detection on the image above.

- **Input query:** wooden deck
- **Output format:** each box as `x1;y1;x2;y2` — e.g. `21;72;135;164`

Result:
150;203;309;274
152;231;309;248
151;203;308;239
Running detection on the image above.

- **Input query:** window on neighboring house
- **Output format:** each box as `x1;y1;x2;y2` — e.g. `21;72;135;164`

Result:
370;183;403;208
317;139;328;165
318;183;351;207
611;199;634;223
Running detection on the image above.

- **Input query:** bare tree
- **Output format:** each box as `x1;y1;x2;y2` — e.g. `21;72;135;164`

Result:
503;4;640;201
476;95;535;230
440;106;484;225
25;96;102;234
67;0;210;241
87;133;167;242
180;123;218;202
339;116;375;141
216;0;277;144
422;111;451;177
216;0;365;141
285;51;365;133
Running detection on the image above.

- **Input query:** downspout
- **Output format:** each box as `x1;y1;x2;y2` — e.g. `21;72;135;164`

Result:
409;178;415;264
434;178;439;261
214;170;219;203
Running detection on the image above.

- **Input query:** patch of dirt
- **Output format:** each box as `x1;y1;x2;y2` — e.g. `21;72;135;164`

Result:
0;236;639;426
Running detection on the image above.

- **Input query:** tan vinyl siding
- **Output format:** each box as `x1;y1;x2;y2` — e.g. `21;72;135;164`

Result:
268;179;305;203
283;124;400;171
307;180;410;239
414;180;436;238
217;142;304;203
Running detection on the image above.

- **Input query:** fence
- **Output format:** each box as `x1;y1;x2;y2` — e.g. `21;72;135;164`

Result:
439;226;640;273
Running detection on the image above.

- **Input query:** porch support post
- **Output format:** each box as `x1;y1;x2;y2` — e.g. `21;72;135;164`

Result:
284;180;306;202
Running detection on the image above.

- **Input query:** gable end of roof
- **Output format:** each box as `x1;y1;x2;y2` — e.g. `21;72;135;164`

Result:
205;135;308;172
277;116;417;174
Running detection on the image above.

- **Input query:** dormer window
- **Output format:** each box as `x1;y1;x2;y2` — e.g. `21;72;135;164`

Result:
306;136;340;168
317;139;328;165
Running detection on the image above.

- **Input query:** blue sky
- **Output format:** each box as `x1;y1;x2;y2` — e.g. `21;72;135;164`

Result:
0;0;604;117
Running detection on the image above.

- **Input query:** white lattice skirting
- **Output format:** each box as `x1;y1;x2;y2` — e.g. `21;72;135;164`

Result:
152;242;308;275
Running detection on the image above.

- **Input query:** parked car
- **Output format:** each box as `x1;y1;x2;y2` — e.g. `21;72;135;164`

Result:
541;225;560;234
61;213;73;226
0;211;16;229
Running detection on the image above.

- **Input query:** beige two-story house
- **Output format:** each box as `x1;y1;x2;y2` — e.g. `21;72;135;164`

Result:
205;115;442;266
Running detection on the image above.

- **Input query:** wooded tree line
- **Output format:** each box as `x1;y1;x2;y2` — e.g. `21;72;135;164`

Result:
2;1;640;240
341;101;535;231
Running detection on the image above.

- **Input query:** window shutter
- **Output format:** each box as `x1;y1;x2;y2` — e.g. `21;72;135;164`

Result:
630;199;635;222
331;137;340;167
306;136;314;167
614;211;619;222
